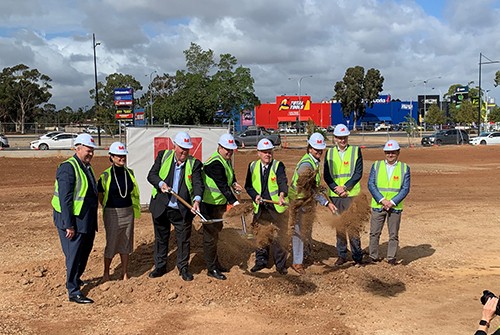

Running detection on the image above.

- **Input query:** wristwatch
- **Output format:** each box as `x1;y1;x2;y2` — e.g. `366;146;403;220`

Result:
479;320;490;327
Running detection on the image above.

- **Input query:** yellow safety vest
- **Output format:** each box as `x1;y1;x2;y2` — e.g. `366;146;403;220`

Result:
51;156;92;215
151;150;195;199
202;151;234;205
289;154;320;200
370;160;408;210
249;159;288;214
100;166;141;218
326;145;361;197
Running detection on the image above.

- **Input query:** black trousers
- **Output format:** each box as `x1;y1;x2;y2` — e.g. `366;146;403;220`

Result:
253;206;287;270
202;203;226;271
152;207;191;271
57;228;95;297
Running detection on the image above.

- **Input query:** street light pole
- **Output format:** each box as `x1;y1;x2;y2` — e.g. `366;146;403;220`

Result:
478;53;499;134
146;70;157;126
290;75;313;133
92;33;101;145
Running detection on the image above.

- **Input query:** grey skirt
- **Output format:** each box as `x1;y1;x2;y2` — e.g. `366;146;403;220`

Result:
103;206;134;258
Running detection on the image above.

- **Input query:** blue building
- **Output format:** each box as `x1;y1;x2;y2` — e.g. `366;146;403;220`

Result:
331;95;418;129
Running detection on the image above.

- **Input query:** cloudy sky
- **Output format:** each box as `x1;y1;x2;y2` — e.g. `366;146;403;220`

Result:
1;0;499;111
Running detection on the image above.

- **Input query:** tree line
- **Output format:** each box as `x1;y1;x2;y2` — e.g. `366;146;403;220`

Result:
1;42;499;133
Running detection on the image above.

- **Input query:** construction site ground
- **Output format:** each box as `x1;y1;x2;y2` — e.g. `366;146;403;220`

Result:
1;141;499;335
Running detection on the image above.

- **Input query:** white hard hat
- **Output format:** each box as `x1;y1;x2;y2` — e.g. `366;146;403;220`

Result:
308;132;327;150
257;138;274;151
333;124;350;137
383;139;400;151
109;141;128;155
174;131;193;149
74;133;97;148
218;133;238;150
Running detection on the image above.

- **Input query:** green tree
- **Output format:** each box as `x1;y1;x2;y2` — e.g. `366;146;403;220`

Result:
495;71;500;87
488;106;500;123
151;43;259;125
333;66;384;130
424;104;446;125
454;100;476;124
0;64;52;133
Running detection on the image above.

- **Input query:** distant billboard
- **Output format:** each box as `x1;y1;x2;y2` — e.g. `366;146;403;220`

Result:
114;88;134;119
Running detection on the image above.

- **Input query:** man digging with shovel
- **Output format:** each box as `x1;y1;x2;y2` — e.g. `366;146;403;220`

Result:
244;138;289;275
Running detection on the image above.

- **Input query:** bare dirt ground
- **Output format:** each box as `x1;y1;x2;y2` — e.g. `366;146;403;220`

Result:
1;144;500;335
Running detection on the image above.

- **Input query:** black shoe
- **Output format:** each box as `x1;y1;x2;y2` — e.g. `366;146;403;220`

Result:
334;257;347;266
277;267;288;275
216;262;229;273
148;267;167;278
207;269;226;280
250;264;266;273
387;258;398;266
69;294;94;304
179;268;194;281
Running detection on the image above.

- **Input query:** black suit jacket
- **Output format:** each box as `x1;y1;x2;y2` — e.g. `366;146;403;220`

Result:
147;150;204;221
53;154;98;234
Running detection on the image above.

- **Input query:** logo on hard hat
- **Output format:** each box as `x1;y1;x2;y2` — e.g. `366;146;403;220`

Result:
228;139;234;144
316;139;323;144
341;128;346;132
90;138;95;143
264;141;269;145
387;143;393;147
184;138;189;143
118;145;124;150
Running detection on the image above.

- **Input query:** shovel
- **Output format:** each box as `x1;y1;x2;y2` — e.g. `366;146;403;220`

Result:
168;190;224;224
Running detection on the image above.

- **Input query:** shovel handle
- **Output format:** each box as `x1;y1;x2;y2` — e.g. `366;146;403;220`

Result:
261;199;288;207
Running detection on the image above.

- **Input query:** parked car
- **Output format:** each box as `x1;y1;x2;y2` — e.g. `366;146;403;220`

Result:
234;128;281;147
39;131;63;140
30;133;78;150
374;122;392;132
469;132;500;145
0;134;9;148
421;129;469;147
83;126;106;134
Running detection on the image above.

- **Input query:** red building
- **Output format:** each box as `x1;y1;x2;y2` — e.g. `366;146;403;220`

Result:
254;95;332;130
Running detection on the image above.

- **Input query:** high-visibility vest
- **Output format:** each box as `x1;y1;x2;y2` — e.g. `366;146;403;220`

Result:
52;156;92;215
326;145;361;197
151;150;195;200
370;160;408;210
100;166;141;218
202;151;234;205
289;154;320;200
249;159;288;214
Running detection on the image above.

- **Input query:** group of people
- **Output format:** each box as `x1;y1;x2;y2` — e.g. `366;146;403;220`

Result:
52;124;411;304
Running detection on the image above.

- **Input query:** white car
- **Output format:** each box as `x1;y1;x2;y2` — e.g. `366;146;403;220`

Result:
84;126;106;134
469;132;500;145
0;134;9;148
39;131;63;140
30;133;78;150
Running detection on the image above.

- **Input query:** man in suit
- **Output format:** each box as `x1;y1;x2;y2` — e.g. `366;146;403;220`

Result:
147;131;204;281
52;133;98;304
202;133;243;280
367;140;411;265
244;138;289;274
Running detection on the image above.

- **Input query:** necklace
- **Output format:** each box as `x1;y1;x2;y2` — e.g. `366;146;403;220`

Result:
112;165;128;199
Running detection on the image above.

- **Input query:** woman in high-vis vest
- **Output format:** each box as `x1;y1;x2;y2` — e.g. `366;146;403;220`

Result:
289;133;337;275
324;124;364;266
367;140;410;265
244;138;289;275
98;142;140;282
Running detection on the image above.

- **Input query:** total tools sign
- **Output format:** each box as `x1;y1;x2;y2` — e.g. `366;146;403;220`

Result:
127;126;228;205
